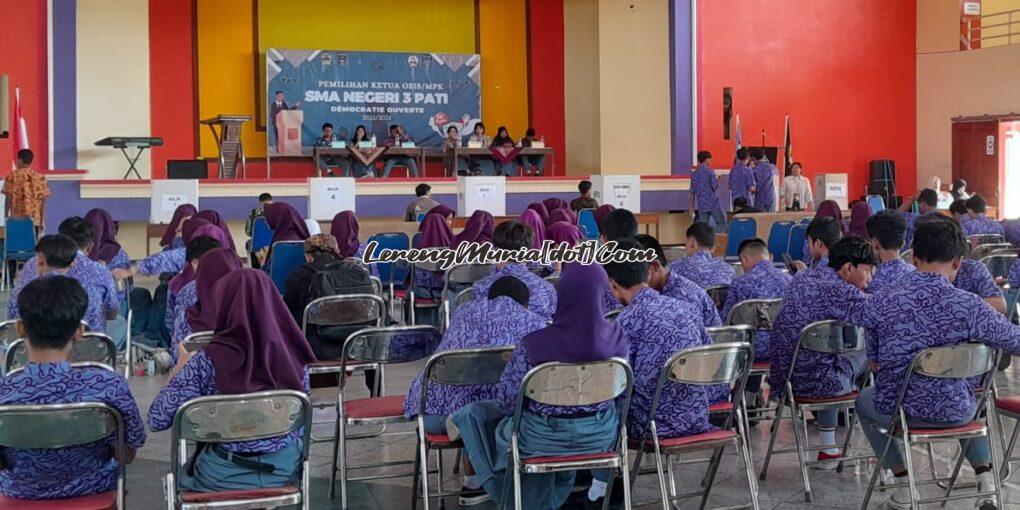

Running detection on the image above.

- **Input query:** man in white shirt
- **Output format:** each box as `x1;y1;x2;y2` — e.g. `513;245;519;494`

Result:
780;161;814;211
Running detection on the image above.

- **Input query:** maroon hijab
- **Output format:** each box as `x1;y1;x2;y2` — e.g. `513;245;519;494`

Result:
547;208;574;227
542;197;569;213
170;223;232;295
519;210;546;249
417;213;454;248
85;208;121;263
521;262;629;364
181;218;213;244
453;210;494;246
848;202;873;238
426;204;456;221
526;202;550;224
547;222;582;247
204;269;316;393
815;200;847;235
330;211;360;258
265;202;310;244
160;203;197;247
594;204;616;230
186;248;244;333
194;210;237;253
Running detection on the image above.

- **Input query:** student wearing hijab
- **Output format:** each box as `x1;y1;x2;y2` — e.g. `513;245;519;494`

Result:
519;210;546;249
168;247;241;363
546;208;573;227
426;204;456;226
194;210;237;253
526;202;550;225
330;211;362;258
412;213;455;327
451;262;630;509
547;222;582;247
453;210;494;247
260;202;311;269
84;208;128;269
472;221;557;318
489;126;517;175
848;201;873;238
149;269;316;492
160;203;198;250
542;197;569;213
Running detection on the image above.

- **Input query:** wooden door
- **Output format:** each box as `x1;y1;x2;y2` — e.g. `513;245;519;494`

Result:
952;120;1001;209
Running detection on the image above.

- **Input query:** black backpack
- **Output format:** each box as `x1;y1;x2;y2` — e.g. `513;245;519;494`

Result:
306;258;374;301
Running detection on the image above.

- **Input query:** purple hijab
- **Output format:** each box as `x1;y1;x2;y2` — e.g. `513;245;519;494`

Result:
848;202;873;238
519;210;547;249
330;211;361;258
426;204;456;221
521;262;629;364
85;208;121;263
169;222;231;294
204;269;316;393
417;213;454;248
547;222;582;247
526;202;550;224
815;200;847;235
453;210;494;246
160;203;197;247
547;208;574;227
195;210;237;253
186;248;244;333
265;202;310;244
594;204;616;230
542;197;569;213
181;218;213;244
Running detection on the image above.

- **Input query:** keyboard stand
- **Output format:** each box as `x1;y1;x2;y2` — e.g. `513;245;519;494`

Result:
119;146;149;179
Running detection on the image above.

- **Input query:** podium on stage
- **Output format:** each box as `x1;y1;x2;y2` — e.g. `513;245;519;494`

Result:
276;110;304;156
200;115;251;178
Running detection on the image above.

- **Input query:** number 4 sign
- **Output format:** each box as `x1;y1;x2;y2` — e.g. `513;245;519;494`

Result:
308;177;356;220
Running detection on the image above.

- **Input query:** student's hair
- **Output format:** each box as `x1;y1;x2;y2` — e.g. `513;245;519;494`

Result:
578;180;592;194
351;125;368;142
697;150;712;163
474;122;486;133
733;196;748;209
949;199;969;216
58;217;94;250
749;147;764;160
525;128;536;137
806;216;841;249
274;90;284;95
866;210;907;250
634;234;667;265
496;126;509;137
488;276;530;308
493;220;533;251
17;149;33;165
258;192;273;202
917;188;938;208
686;222;716;248
966;194;987;214
827;237;878;270
415;183;432;197
736;148;748;161
913;215;969;263
18;276;88;350
446;125;458;134
603;237;650;288
602;209;638;241
738;238;768;257
389;124;399;132
790;162;803;171
322;122;333;130
952;179;967;193
185;236;223;263
35;235;78;269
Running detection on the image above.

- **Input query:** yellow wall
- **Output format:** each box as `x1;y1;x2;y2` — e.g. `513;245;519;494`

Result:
563;0;600;175
976;0;1020;47
477;0;529;138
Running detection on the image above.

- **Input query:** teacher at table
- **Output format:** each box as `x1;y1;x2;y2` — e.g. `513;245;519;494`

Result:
780;161;814;212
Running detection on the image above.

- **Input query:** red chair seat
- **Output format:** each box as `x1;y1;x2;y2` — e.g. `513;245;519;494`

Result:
0;491;116;510
751;362;770;371
392;289;439;305
997;396;1020;415
523;452;617;465
180;486;299;503
631;429;738;453
344;395;406;419
308;359;367;368
425;433;461;448
795;391;858;405
709;401;733;413
909;421;985;437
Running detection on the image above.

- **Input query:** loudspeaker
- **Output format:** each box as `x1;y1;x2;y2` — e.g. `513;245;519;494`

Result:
868;159;896;204
167;160;208;179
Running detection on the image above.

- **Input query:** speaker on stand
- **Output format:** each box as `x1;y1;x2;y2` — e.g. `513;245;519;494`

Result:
867;159;899;209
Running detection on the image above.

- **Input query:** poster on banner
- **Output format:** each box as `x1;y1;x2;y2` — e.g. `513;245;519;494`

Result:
150;180;198;224
308;177;356;220
266;49;481;155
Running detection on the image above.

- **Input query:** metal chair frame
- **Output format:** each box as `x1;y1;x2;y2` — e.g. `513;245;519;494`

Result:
968;234;1006;248
970;243;1013;261
725;299;783;422
980;254;1017;282
180;331;213;353
443;287;476;332
901;249;915;265
117;276;134;378
401;250;446;326
705;285;730;312
4;333;117;376
440;264;494;331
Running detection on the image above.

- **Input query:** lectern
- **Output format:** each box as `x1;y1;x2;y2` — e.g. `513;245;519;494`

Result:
200;115;251;178
276;110;304;156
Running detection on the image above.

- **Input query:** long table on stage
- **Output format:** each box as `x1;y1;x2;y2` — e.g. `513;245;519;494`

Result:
448;147;554;176
312;146;555;177
312;146;427;175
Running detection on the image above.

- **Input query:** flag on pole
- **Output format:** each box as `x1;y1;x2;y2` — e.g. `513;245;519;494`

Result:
11;87;29;170
733;114;742;164
782;114;792;175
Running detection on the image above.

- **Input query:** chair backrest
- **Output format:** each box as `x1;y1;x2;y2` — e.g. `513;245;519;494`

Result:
4;217;36;254
912;343;996;380
604;308;622;321
706;325;754;345
302;294;385;332
866;194;886;213
991;247;1020;257
705;285;730;311
725;298;783;331
797;320;866;354
173;390;310;443
411;248;445;274
577;209;599;240
5;333;117;375
251;217;275;252
663;245;686;262
980;254;1016;280
666;342;752;387
971;243;1013;260
420;347;515;415
901;249;914;265
366;232;411;285
544;274;560;287
453;287;475;310
969;234;1006;247
412;232;422;248
518;358;632;408
0;402;122;450
444;264;494;288
787;224;808;261
767;221;795;261
799;216;813;225
268;241;307;292
726;218;757;257
341;325;442;368
416;212;427;222
181;331;214;353
0;320;20;346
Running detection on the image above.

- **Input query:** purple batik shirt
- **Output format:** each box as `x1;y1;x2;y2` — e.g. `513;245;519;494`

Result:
769;266;866;400
729;163;755;204
902;210;938;249
721;260;792;361
662;269;721;327
604;289;623;313
1003;219;1020;247
472;263;557;319
619;288;714;439
691;165;720;212
955;259;1002;299
0;363;145;500
847;272;1020;423
148;352;309;453
753;162;776;211
106;249;131;271
963;215;1006;237
7;253;118;333
669;251;735;289
403;296;545;419
169;281;198;365
867;259;916;295
136;247;186;276
1009;259;1020;289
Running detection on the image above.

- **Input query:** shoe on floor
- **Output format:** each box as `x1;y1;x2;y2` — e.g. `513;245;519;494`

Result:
886;492;912;510
975;471;998;509
812;450;843;470
457;487;490;506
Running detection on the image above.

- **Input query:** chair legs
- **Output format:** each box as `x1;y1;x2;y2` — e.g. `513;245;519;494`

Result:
789;404;813;502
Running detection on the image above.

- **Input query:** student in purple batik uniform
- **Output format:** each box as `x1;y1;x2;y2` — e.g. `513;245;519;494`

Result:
159;203;198;251
381;124;420;178
750;148;775;212
670;222;735;289
865;210;915;294
963;194;1005;238
729;148;755;207
472;221;557;319
0;276;145;500
409;206;456;326
770;237;875;466
847;216;1020;510
898;188;940;249
598;208;641;313
790;217;841;278
639;234;721;327
149;269;315;492
170;247;240;365
691;150;727;232
330;210;378;276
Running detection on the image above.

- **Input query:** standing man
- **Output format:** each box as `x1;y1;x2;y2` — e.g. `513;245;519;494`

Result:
381;124;420;178
691;151;726;232
405;184;440;221
780;162;814;211
269;91;299;147
729;148;755;207
751;148;776;212
3;149;50;231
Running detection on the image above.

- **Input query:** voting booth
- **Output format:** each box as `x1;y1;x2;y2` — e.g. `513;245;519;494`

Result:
814;173;849;210
150;180;199;224
308;177;356;221
590;175;641;212
457;176;506;216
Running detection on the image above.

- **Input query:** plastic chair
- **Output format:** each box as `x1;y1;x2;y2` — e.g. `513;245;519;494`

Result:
787;225;808;262
251;217;274;253
799;217;813;225
725;218;757;257
165;391;312;510
705;285;730;312
416;212;427;222
860;344;999;510
628;342;758;510
866;194;886;213
365;232;411;307
767;221;795;262
4;333;117;376
412;347;515;510
440;264;494;331
502;358;634;510
268;241;306;293
760;320;871;502
330;325;442;508
180;331;213;353
971;243;1012;261
2;217;35;290
578;208;599;240
0;402;125;509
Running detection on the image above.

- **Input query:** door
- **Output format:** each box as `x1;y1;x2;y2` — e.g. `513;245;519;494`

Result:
1004;121;1020;219
952;120;1000;209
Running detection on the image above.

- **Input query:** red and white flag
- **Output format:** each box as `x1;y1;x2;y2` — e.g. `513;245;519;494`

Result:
11;86;29;170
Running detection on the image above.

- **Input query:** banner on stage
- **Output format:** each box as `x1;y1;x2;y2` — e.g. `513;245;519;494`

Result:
266;49;481;156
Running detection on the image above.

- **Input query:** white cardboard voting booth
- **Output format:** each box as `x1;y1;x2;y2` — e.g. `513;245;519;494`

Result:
150;180;199;224
308;177;356;221
457;176;506;216
590;175;641;212
814;173;849;209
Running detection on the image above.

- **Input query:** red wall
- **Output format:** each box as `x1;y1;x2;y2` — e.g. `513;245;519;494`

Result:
149;0;197;178
697;0;917;201
528;0;566;175
0;0;49;172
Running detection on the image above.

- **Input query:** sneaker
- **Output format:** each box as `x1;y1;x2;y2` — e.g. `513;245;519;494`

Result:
886;488;912;510
975;471;998;509
812;451;843;470
458;488;491;506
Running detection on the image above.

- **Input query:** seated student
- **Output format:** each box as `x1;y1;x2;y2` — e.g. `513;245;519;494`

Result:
963;194;1005;238
331;210;378;276
166;235;221;343
467;122;494;176
260;202;311;269
245;192;273;268
638;234;721;327
848;217;1020;510
149;269;316;492
489;126;517;175
732;196;759;215
791;216;842;276
898;188;939;248
84;208;149;338
381;124;419;177
194;210;237;254
802;201;846;266
770;236;875;465
0;276;145;501
159;203;198;251
171;247;240;363
409;208;456;327
443;126;470;176
669;222;735;288
949;199;970;224
451;263;630;509
471;221;557;319
348;125;374;177
452;210;494;247
570;180;599;212
405;183;441;221
517;128;546;176
600;208;641;312
866;210;915;294
315;122;352;177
